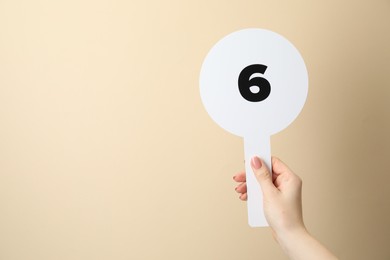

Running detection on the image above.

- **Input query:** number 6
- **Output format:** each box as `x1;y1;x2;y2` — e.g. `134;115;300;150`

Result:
238;64;271;102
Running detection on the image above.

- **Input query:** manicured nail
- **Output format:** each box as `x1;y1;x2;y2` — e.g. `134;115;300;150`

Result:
251;156;262;169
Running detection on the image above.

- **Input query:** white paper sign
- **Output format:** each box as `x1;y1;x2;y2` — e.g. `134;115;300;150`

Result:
199;28;308;227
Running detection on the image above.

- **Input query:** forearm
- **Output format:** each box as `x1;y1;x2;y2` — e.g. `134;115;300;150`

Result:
276;228;338;260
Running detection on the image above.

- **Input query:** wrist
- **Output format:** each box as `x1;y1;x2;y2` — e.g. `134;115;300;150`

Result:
274;225;309;250
274;226;338;260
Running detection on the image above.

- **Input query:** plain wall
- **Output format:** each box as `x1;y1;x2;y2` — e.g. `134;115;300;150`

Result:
0;1;389;259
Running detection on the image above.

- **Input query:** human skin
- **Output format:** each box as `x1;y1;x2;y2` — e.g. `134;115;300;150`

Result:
233;156;338;260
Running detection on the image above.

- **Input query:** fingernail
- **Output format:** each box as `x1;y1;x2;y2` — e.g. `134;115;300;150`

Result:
251;156;262;169
233;176;236;180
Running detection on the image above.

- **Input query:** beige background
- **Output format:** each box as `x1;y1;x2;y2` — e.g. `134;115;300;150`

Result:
0;1;389;259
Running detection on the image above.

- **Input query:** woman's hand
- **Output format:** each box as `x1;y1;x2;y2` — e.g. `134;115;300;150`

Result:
233;156;338;260
233;156;305;236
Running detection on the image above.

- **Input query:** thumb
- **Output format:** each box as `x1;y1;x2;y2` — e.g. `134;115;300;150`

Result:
251;156;276;195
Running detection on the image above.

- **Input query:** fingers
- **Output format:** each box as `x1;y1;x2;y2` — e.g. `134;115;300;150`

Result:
272;156;292;176
234;156;300;202
235;182;247;194
251;156;277;195
239;193;247;201
233;171;246;182
272;156;301;179
271;156;302;192
234;173;247;200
